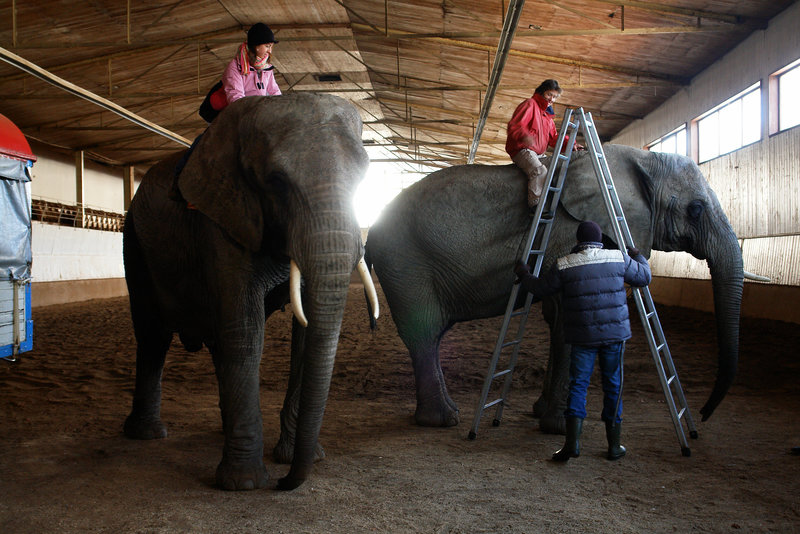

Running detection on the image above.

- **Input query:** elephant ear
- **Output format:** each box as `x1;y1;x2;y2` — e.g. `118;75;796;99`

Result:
178;109;264;252
560;144;655;252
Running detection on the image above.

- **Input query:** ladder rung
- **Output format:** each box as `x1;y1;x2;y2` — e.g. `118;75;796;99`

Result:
493;368;512;379
510;310;527;318
501;340;520;349
656;342;666;353
676;407;686;419
482;398;503;410
666;374;675;385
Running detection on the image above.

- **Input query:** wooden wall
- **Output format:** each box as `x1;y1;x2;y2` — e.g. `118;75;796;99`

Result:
610;3;800;321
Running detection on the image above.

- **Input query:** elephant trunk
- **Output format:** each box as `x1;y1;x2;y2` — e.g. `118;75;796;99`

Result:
278;232;354;490
699;230;744;421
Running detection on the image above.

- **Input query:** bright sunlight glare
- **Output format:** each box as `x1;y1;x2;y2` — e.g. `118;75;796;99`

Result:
353;161;424;227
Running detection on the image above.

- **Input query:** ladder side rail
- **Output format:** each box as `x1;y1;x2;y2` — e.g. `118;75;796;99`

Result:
493;291;536;423
494;111;580;422
523;111;577;266
580;109;695;455
639;286;698;434
469;282;525;437
631;288;691;450
526;118;579;275
469;109;578;439
578;110;631;251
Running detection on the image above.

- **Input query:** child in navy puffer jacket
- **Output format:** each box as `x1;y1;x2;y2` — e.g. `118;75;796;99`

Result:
514;220;651;462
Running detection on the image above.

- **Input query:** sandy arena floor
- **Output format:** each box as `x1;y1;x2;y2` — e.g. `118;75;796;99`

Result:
1;283;799;533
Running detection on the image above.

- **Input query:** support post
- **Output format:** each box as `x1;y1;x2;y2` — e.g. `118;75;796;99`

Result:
123;165;135;211
75;150;85;228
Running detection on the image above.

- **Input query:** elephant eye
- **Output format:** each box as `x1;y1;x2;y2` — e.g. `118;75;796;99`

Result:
687;199;704;220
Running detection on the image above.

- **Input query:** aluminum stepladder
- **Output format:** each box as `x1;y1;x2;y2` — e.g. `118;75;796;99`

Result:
468;107;698;457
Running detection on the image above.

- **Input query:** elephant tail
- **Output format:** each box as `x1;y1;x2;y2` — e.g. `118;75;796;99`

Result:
363;246;377;330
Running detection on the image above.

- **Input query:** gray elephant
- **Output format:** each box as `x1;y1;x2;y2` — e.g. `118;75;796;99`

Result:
365;144;742;434
123;93;378;490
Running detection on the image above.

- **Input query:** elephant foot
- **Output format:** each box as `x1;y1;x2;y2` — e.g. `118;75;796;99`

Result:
215;456;269;491
539;413;566;435
272;435;325;465
123;413;167;440
414;402;460;427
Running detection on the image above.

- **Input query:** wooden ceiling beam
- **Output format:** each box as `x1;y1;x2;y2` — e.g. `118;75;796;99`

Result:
351;22;737;40
590;0;764;26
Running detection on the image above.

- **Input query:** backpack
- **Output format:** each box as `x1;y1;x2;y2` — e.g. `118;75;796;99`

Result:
198;81;228;123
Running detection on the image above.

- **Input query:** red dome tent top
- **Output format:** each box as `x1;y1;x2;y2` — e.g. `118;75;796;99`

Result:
0;113;36;163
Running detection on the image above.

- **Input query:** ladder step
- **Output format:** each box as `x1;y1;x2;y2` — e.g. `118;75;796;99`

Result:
501;340;520;349
676;406;686;419
482;397;503;410
656;342;665;352
666;374;675;385
493;368;512;379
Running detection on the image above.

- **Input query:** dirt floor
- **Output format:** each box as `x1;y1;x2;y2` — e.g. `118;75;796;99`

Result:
2;282;799;533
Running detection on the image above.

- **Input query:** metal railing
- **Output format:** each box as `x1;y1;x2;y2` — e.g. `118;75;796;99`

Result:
30;198;125;232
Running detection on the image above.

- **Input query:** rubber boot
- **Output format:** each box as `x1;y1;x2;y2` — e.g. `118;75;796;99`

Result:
606;420;627;460
552;417;582;462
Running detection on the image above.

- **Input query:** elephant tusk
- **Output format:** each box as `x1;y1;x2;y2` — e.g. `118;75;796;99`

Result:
744;270;771;283
357;257;380;320
290;259;309;328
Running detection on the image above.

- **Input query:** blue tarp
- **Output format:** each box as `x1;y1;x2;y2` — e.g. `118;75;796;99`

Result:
0;157;32;281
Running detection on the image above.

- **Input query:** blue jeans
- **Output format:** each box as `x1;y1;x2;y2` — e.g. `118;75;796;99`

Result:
564;341;625;424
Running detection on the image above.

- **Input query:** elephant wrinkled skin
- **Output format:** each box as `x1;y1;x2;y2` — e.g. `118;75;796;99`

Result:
123;93;377;490
366;144;743;433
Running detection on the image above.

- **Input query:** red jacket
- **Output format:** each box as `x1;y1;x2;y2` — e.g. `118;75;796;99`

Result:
505;93;560;157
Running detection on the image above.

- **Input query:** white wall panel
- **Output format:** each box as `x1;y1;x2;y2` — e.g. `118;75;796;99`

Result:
28;142;127;213
31;222;123;282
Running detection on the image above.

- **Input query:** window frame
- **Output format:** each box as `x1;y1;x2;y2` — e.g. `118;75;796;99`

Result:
646;124;688;156
769;57;800;135
692;81;762;164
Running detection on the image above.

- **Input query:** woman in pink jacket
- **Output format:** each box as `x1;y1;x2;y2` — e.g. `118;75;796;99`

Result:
505;79;581;209
221;23;282;103
172;24;281;201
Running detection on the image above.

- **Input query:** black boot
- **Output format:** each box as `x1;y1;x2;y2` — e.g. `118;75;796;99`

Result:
552;417;582;462
606;420;627;460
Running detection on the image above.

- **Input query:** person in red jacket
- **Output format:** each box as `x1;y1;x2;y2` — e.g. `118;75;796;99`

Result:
505;79;582;209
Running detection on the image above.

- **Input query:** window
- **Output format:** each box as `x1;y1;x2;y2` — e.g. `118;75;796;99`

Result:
696;82;761;163
647;125;687;156
778;58;800;131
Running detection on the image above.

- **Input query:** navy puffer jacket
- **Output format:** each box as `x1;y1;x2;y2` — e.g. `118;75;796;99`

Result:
519;244;651;346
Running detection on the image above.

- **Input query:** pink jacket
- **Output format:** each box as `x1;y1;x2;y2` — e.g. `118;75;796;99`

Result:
505;93;560;157
222;57;281;104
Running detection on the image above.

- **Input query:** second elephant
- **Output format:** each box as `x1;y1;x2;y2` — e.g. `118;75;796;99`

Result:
365;144;743;433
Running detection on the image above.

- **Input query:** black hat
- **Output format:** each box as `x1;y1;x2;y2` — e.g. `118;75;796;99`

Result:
247;23;278;49
576;221;602;243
